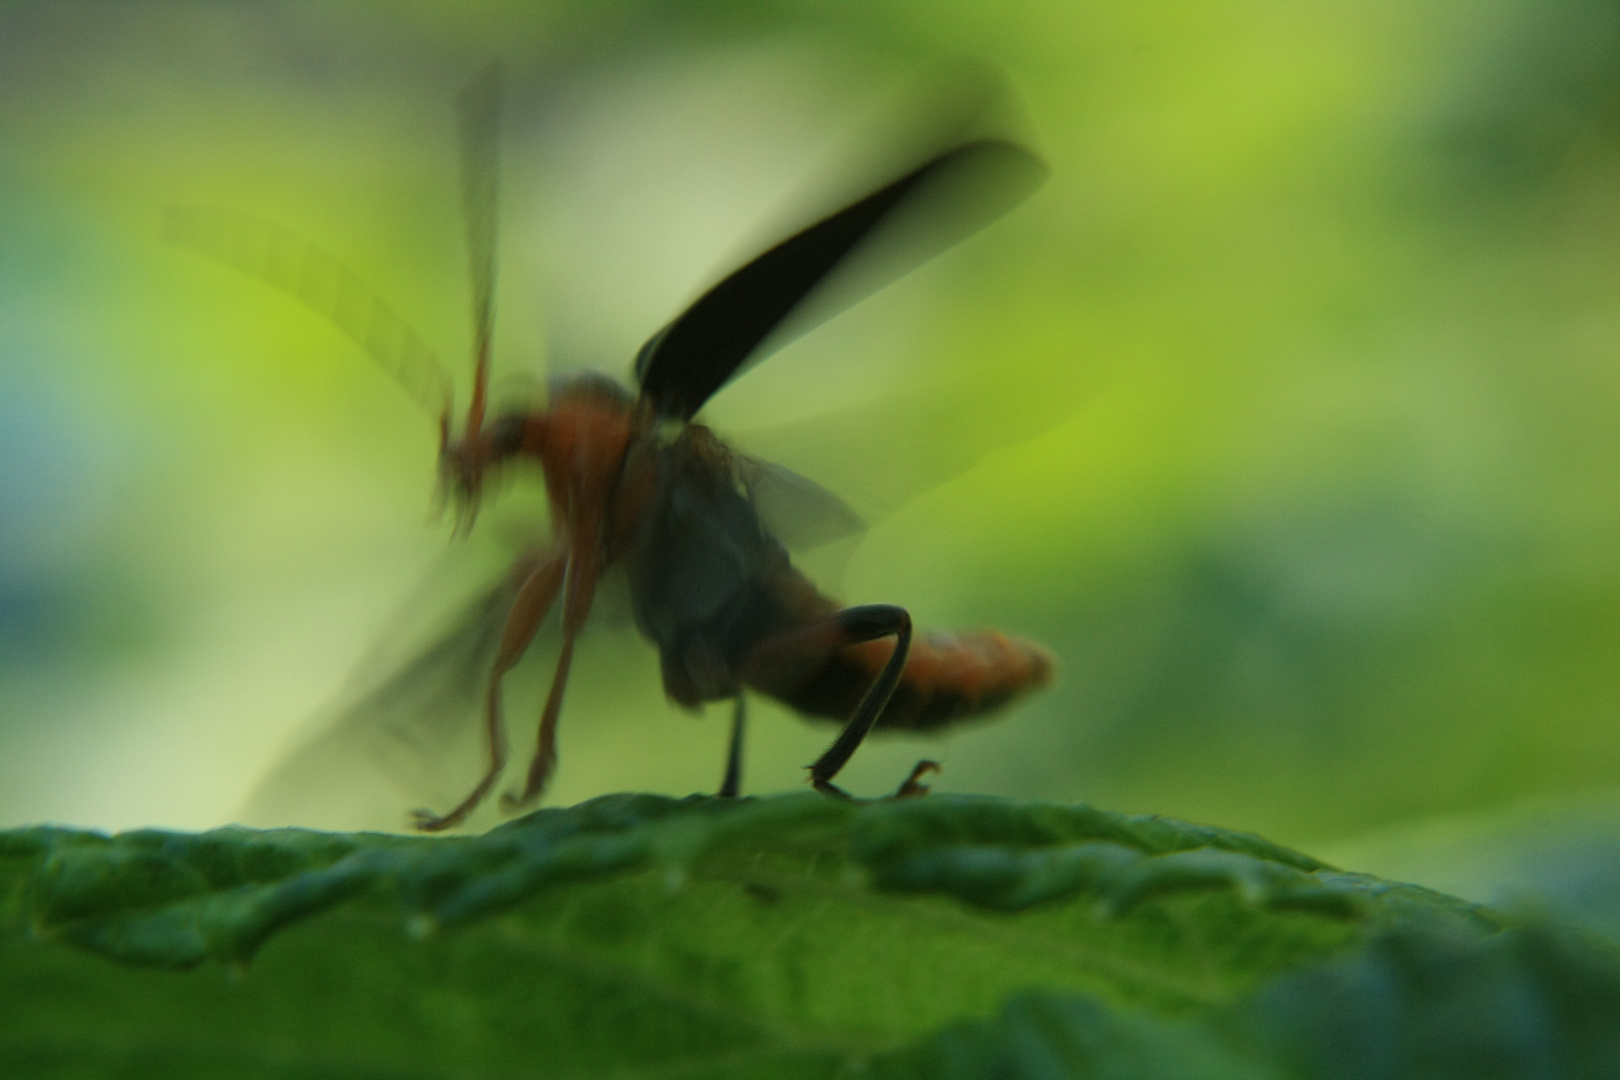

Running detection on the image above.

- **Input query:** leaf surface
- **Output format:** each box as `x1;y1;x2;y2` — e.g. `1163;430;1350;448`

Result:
3;793;1613;1079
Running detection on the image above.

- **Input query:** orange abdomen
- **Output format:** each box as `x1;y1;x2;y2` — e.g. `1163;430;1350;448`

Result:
856;629;1054;730
760;619;1054;732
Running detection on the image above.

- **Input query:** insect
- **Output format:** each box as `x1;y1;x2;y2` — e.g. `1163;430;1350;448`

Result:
169;63;1054;830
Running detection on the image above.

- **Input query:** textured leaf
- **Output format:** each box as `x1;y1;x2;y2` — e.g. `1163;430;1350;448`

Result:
871;920;1620;1080
3;793;1614;1079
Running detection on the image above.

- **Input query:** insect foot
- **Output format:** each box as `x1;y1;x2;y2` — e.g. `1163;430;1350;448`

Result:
894;760;942;799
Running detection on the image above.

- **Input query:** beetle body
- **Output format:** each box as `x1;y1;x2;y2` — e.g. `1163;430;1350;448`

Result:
485;378;1053;719
173;62;1055;830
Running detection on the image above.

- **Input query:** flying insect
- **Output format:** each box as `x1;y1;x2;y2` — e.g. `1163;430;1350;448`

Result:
168;63;1054;830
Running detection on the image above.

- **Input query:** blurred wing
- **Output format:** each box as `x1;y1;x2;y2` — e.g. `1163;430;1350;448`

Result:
163;204;453;417
731;363;1089;530
239;563;528;831
737;455;866;551
634;137;1047;421
457;61;501;430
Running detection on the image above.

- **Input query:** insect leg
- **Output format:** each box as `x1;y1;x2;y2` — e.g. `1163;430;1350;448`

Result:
803;604;913;794
894;759;941;799
503;548;603;810
413;550;568;832
500;631;573;810
719;694;746;798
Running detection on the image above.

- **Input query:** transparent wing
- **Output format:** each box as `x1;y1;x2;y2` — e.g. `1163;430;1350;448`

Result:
239;559;530;831
163;204;453;417
736;454;866;551
730;364;1086;531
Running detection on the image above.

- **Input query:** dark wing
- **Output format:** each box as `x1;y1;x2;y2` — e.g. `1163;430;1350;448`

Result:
634;137;1047;421
163;205;453;418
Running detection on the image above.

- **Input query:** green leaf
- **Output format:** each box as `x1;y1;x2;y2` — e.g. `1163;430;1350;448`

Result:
3;793;1613;1079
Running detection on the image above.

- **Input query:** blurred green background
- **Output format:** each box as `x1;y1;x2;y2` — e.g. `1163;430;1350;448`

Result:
3;0;1620;921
